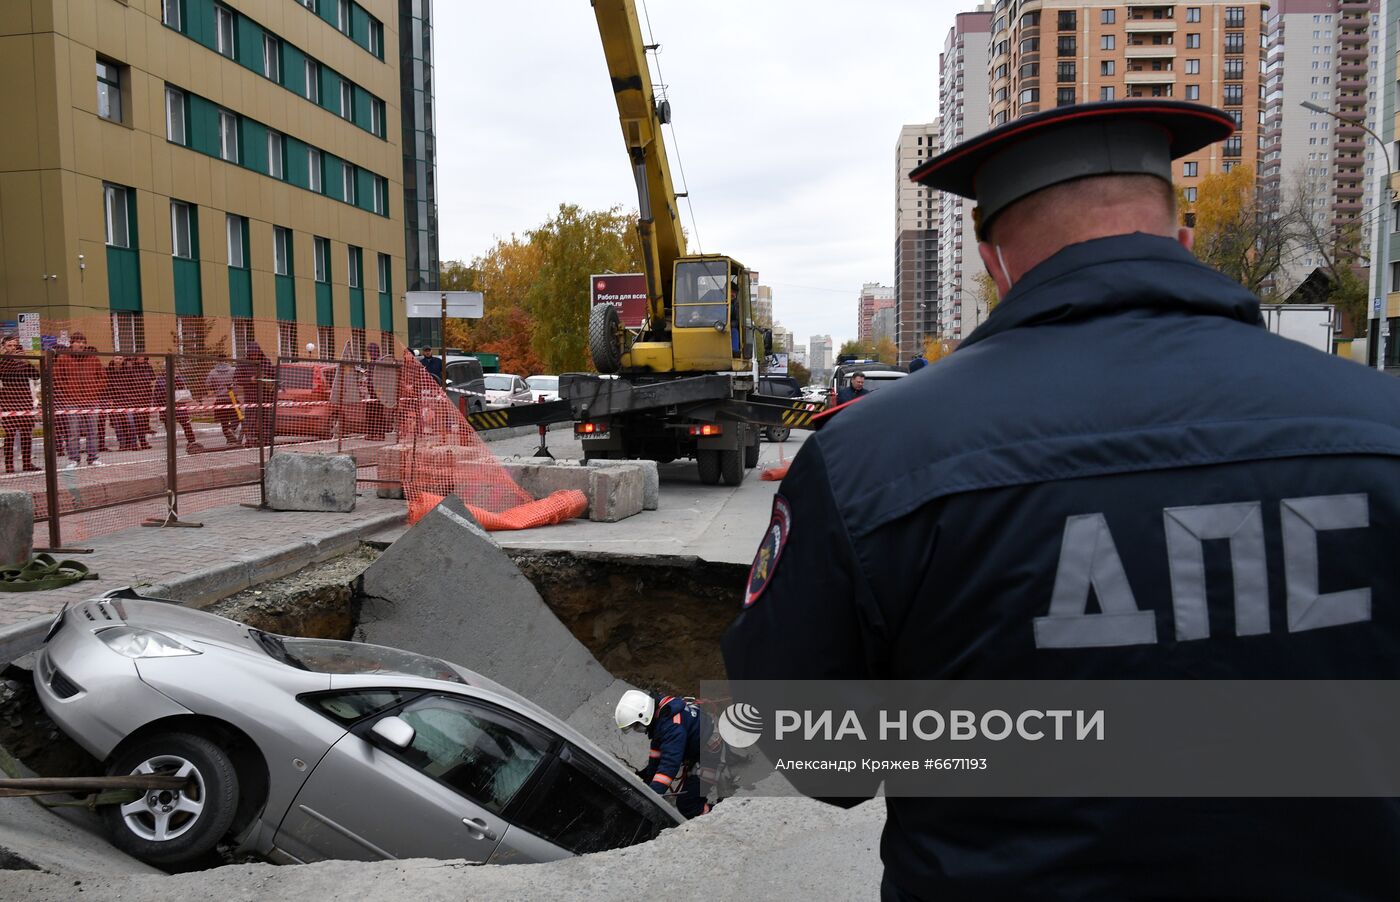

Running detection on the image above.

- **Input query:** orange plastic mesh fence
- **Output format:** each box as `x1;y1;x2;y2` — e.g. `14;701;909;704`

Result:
407;489;588;530
1;313;570;547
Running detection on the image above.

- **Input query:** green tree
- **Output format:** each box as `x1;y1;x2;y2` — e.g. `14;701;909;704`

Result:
525;204;642;372
787;360;811;386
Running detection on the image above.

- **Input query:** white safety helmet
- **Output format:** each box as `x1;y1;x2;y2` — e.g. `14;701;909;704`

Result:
615;689;656;732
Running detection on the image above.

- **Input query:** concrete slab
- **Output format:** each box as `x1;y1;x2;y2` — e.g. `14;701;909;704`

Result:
585;465;643;522
587;457;659;510
357;496;631;752
265;453;357;512
0;491;33;568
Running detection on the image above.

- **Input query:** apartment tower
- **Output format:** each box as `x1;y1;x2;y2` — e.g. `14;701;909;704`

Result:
857;282;895;347
937;7;993;342
895;121;941;364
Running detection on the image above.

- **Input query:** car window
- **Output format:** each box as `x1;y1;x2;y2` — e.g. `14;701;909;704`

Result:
305;688;421;725
251;631;466;684
279;367;313;391
484;375;513;391
393;696;552;814
527;377;558;391
445;363;477;385
507;745;667;854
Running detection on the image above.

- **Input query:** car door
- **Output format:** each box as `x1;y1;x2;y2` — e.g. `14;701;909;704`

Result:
275;693;554;863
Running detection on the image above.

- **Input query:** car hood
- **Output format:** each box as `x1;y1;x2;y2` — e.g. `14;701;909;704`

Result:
88;596;264;653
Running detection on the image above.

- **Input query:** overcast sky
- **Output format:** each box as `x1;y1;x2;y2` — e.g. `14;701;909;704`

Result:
434;1;961;351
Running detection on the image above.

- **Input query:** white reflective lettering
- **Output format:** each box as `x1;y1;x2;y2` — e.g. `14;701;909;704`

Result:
1281;494;1371;632
1163;502;1269;640
1035;514;1158;648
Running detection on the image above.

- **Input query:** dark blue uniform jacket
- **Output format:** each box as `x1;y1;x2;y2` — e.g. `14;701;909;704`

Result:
723;233;1400;901
641;696;704;794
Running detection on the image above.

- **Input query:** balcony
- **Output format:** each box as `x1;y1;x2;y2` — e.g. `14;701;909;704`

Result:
1336;169;1365;183
1125;44;1176;59
1339;46;1368;61
1340;0;1370;9
1125;19;1177;33
1124;70;1176;84
1335;185;1365;199
1338;62;1368;76
1337;125;1366;138
1334;200;1363;212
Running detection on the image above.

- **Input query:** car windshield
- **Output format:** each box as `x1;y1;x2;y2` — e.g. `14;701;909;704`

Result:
279;367;314;390
251;631;465;683
527;376;558;391
484;375;515;392
854;374;904;393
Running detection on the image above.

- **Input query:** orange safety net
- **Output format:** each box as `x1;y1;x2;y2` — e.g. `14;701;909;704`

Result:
1;312;580;548
408;489;589;531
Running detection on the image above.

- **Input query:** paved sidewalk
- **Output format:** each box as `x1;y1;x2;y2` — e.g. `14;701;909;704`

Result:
0;495;406;629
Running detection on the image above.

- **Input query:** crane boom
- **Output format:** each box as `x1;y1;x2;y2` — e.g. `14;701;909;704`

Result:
591;0;687;326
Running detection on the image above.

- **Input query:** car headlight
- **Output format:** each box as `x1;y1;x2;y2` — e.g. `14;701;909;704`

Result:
96;626;201;658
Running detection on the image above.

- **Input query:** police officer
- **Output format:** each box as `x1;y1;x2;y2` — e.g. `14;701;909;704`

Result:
614;689;712;819
723;100;1400;900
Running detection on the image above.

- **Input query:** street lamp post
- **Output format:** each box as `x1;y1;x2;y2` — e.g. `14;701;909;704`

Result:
1300;100;1394;372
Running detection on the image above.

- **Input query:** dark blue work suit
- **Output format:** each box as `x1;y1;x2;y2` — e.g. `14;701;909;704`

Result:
723;233;1400;900
640;695;709;819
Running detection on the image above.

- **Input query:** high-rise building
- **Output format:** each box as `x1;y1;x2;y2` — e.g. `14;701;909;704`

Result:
938;7;993;342
753;283;773;331
0;0;434;355
1370;0;1396;368
1259;0;1380;300
401;0;442;349
771;321;794;354
986;1;1269;183
896;121;940;364
809;334;833;379
857;283;896;346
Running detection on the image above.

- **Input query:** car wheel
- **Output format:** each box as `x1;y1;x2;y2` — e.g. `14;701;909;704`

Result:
765;426;791;443
102;732;239;868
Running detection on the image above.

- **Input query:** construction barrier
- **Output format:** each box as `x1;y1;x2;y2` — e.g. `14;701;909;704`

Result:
408;489;589;531
0;312;578;549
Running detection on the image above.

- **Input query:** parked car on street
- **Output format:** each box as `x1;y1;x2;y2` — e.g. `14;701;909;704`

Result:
525;375;560;403
828;362;904;406
484;374;533;409
33;590;684;868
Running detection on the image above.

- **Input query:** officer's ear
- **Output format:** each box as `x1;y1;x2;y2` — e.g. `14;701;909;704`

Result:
978;242;1014;297
1177;227;1194;252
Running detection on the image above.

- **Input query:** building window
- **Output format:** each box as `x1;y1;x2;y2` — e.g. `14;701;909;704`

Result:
165;86;186;144
1186;59;1200;75
219;109;238;162
1186;7;1200;23
1225;6;1245;28
304;60;320;102
1020;62;1039;78
314;236;329;283
1020;37;1039;54
1227;109;1243;128
111;311;146;354
343;162;355;203
171;201;194;258
339;80;353;119
1224;58;1243;79
1224;136;1242;157
369;20;383;58
278;321;298;359
263;34;281;83
274;226;291;276
1101;86;1116;101
1101;9;1115;24
337;0;350;34
370;98;384;137
104;184;130;248
1186;33;1200;49
1057;88;1075;106
1224;33;1244;53
1057;35;1076;56
1224;84;1244;105
215;5;235;58
226;215;246;268
1186;84;1200;100
1100;35;1115;51
302;0;317;10
1183;161;1198;177
1057;10;1076;30
1057;61;1075;82
96;60;123;123
377;253;389;293
318;325;334;360
348;246;361;288
1019;88;1039;105
1101;60;1115;76
373;176;386;215
308;148;323;192
162;0;181;29
267;130;284;179
1184;187;1198;202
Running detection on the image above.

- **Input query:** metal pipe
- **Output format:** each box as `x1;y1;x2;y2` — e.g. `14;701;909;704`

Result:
38;353;61;549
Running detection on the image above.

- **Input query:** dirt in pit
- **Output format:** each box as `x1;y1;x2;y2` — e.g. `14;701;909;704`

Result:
208;545;381;639
505;550;747;695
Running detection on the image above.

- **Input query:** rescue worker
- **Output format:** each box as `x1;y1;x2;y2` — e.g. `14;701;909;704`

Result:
722;100;1400;900
614;689;711;819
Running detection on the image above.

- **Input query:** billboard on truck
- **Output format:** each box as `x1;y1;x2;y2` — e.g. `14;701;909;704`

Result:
590;273;648;328
1260;304;1334;354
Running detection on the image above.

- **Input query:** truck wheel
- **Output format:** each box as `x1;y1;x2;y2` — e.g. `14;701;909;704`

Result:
720;448;744;485
589;303;623;374
765;426;790;443
696;449;721;485
744;431;760;469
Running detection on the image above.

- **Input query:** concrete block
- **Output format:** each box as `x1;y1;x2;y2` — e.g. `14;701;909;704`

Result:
265;453;356;513
587;458;659;510
587;465;644;522
502;460;591;502
358;494;622;752
0;491;34;567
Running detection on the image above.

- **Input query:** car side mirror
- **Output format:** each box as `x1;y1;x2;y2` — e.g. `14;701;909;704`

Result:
371;715;415;749
763;329;773;355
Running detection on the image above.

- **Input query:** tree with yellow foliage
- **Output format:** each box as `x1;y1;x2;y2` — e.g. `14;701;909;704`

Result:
1177;166;1291;297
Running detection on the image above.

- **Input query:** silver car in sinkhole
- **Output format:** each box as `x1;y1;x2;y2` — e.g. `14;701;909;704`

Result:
33;589;682;868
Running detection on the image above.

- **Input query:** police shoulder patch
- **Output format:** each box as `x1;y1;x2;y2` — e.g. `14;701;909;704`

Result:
744;494;791;608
